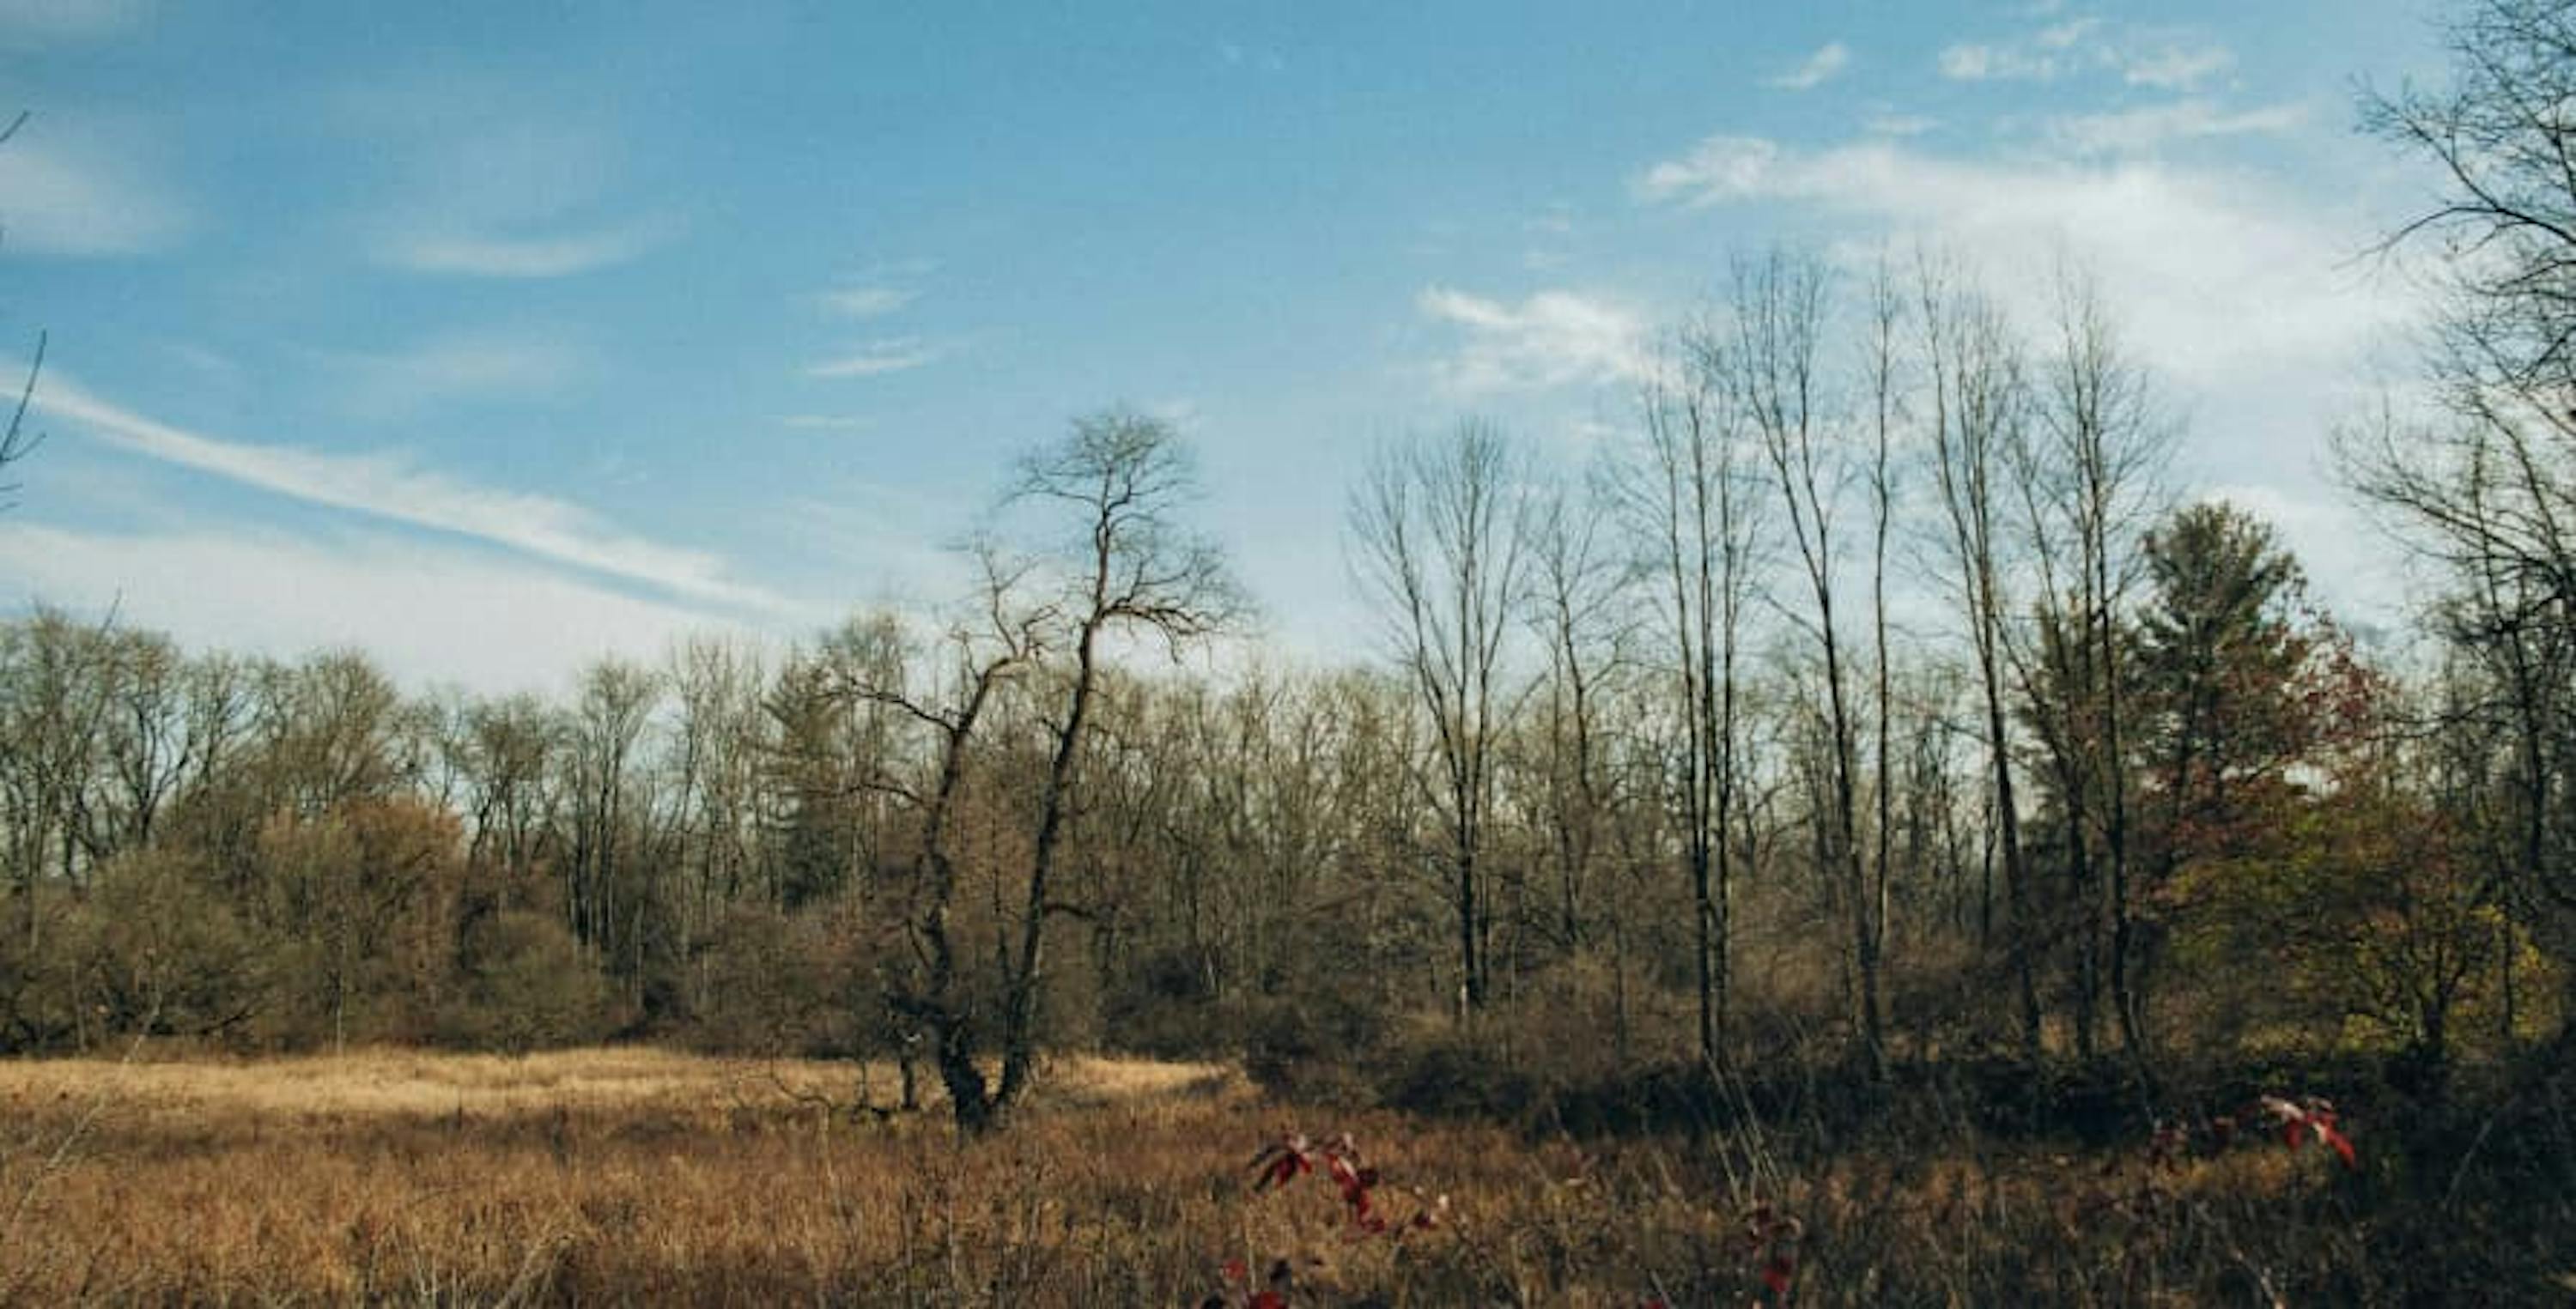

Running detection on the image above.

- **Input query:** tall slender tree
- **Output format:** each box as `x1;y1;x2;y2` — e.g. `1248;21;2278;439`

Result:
1917;258;2044;1062
1350;421;1529;1016
1621;329;1762;1067
1729;251;1880;1074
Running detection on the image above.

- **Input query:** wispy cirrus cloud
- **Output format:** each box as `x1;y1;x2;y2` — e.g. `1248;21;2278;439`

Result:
0;520;749;695
386;217;680;278
1866;113;1940;137
28;372;794;615
781;414;874;432
1416;286;1648;395
1938;18;2099;81
2123;42;2235;90
1938;16;2233;91
2046;98;2306;155
817;286;919;318
1766;41;1850;90
805;337;943;379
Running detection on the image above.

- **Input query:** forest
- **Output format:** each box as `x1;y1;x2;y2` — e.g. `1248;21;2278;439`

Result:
1;1;2573;1304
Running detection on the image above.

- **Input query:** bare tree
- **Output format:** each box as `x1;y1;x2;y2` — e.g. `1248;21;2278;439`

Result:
2364;0;2576;397
1728;250;1881;1075
993;409;1237;1107
0;610;114;951
1523;473;1631;973
1619;330;1762;1067
858;410;1236;1131
856;551;1047;1134
2017;266;2172;1071
0;111;41;512
1350;421;1530;1016
1864;258;1905;1055
563;659;659;998
2350;0;2576;1047
1917;256;2044;1063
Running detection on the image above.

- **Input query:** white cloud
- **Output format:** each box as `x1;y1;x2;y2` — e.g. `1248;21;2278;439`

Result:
817;286;919;318
781;414;873;432
1939;41;2054;82
1866;113;1940;137
0;133;186;255
1767;42;1850;91
1631;134;2409;391
386;216;677;278
1937;19;2231;90
806;338;942;379
1637;136;1783;205
2125;42;2234;90
2035;18;2101;50
0;520;741;696
1416;286;1648;395
28;373;794;615
1631;128;2421;619
2047;99;2306;155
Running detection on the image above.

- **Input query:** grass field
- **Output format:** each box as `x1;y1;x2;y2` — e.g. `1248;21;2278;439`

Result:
0;1046;2555;1306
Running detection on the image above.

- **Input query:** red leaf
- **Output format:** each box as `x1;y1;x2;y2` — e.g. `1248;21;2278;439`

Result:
1251;1146;1310;1192
2319;1123;2358;1170
1327;1154;1364;1199
1248;1294;1286;1309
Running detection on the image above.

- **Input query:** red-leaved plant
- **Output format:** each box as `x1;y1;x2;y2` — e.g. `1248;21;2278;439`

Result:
1741;1203;1803;1303
2255;1094;2359;1170
1202;1257;1294;1309
1200;1131;1449;1306
1247;1131;1447;1238
2147;1094;2360;1174
1637;1202;1803;1308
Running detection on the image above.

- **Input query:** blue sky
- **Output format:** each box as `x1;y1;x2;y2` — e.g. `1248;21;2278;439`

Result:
0;0;2456;692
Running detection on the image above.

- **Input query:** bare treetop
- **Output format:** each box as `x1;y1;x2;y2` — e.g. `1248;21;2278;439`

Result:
1012;409;1243;652
2366;0;2576;390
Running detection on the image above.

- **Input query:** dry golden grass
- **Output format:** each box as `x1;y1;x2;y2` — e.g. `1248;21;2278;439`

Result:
0;1045;1228;1123
0;1047;1277;1306
0;1046;2531;1306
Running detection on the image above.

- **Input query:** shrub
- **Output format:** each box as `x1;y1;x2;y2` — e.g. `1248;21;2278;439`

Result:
1098;945;1225;1059
77;847;271;1045
1368;1022;1540;1119
440;910;607;1051
686;901;867;1057
1236;988;1386;1104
